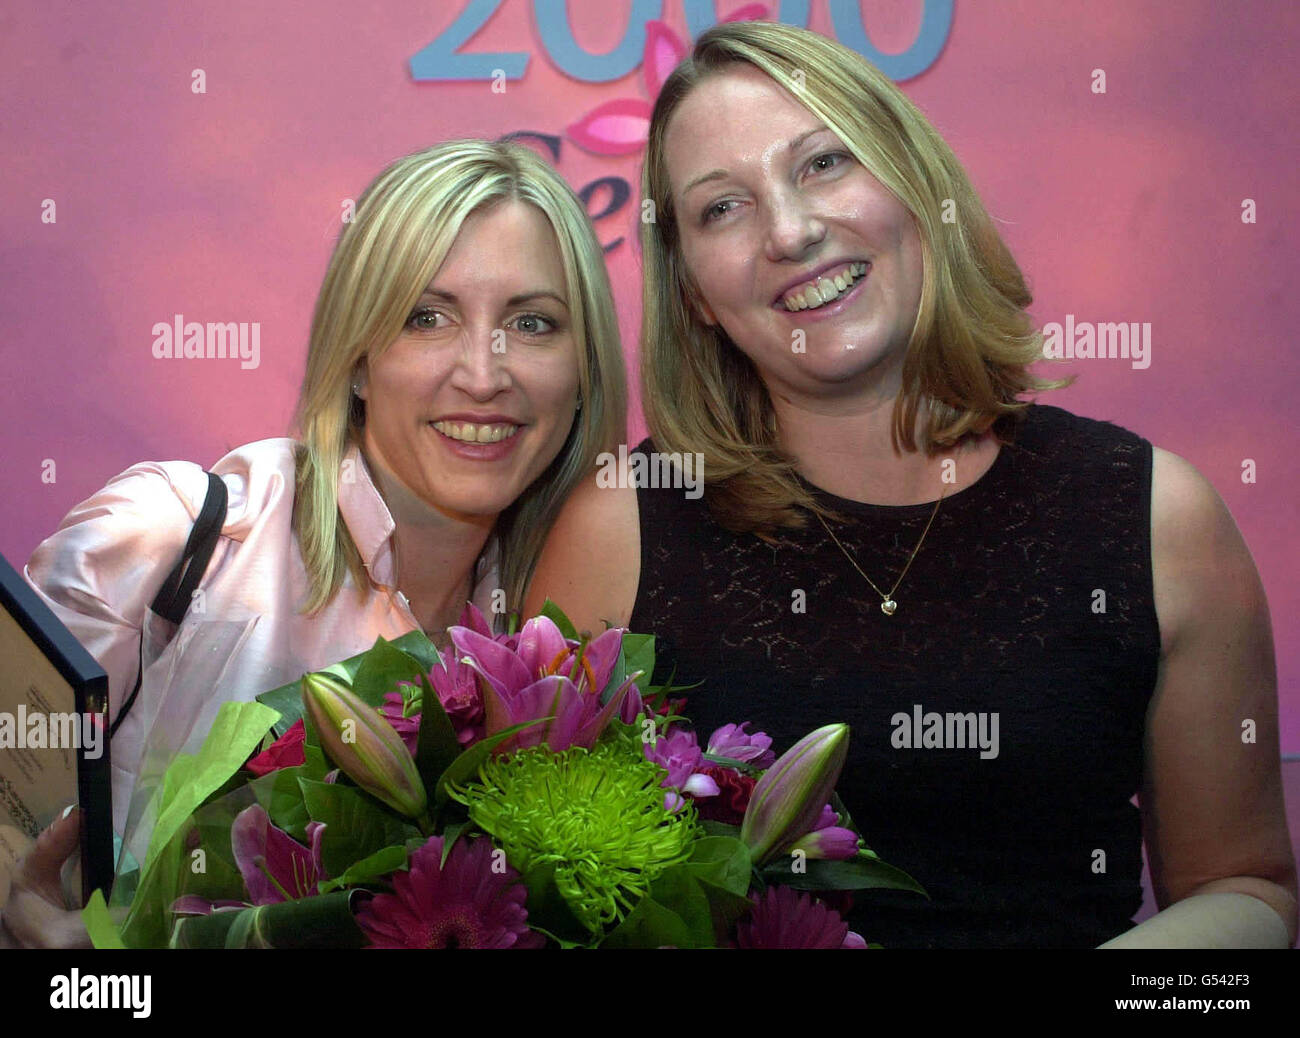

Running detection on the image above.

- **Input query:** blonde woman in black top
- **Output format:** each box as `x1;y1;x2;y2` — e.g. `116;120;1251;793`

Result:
525;22;1295;949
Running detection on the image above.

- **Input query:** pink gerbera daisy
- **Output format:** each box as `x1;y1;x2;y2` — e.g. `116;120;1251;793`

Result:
355;836;544;949
734;885;868;949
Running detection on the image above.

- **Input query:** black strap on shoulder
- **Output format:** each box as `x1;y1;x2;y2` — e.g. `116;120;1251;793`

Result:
110;471;228;738
150;472;228;624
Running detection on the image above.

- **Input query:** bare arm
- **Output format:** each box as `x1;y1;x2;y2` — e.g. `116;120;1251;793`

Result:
1102;447;1297;947
523;468;641;635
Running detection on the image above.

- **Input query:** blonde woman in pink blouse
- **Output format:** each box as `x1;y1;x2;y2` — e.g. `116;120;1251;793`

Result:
1;139;627;947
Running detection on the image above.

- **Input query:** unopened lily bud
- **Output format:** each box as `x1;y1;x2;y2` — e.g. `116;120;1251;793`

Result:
302;671;427;817
785;826;860;861
740;723;849;865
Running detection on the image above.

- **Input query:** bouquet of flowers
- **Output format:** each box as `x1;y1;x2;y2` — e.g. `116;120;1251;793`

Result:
83;602;924;949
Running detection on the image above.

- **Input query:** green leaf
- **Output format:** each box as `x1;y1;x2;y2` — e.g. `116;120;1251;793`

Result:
351;635;427;710
830;790;859;842
598;868;713;949
599;893;697;949
255;631;442;737
317;844;410;894
303;742;328;774
519;862;594;946
699;819;743;840
619;633;656;695
248;764;314;841
601;860;747;949
642;664;703;711
168;891;366;949
142;701;279;871
118;820;191;947
696;879;754;941
414;671;462;793
405;834;430;855
82;889;126;949
647;866;715;946
538;598;579;641
433;718;551;804
119;701;279;946
256;679;309;739
387;629;443;673
299;778;421;877
683;835;752;897
599;645;629;706
438;821;470;867
594;632;656;706
223;905;265;948
183;808;249;902
760;855;928;896
601;716;643;753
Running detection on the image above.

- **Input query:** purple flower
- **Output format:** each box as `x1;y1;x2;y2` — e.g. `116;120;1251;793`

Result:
450;615;642;753
643;728;720;803
354;836;544;949
383;650;486;753
779;803;860;861
172;804;326;916
786;825;861;861
381;691;421;757
429;651;486;743
232;804;326;904
734;885;867;949
811;803;839;831
707;722;776;769
458;601;518;650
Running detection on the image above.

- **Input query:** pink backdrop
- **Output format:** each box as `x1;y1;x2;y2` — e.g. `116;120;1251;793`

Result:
2;1;1297;935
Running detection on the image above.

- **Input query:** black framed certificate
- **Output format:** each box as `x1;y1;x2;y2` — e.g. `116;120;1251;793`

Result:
0;551;113;903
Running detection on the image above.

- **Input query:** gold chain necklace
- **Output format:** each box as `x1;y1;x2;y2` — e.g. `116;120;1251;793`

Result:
814;484;948;616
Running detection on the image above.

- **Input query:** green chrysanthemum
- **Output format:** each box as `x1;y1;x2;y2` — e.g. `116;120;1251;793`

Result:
448;741;699;935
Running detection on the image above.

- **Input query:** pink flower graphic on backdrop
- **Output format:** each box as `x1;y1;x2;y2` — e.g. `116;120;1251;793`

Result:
565;8;770;156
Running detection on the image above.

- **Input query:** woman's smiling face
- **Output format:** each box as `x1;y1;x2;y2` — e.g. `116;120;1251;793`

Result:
356;199;581;522
664;64;925;402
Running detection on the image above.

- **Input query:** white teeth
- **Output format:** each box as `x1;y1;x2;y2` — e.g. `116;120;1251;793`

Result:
432;421;520;443
781;262;868;311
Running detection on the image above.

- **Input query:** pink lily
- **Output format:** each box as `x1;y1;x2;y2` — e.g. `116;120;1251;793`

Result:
172;804;326;916
449;615;642;752
457;601;518;649
230;804;326;903
707;722;777;769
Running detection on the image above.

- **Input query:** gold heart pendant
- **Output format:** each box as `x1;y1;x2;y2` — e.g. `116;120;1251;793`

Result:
881;599;898;616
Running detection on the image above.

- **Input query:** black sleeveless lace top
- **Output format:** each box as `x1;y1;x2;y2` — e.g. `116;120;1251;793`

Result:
628;403;1161;948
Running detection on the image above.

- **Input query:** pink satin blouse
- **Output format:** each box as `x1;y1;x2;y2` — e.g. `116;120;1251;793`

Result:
23;438;499;832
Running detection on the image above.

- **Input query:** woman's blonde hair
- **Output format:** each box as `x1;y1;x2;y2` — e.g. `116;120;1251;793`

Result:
292;139;626;618
640;21;1070;537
